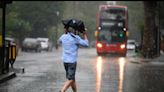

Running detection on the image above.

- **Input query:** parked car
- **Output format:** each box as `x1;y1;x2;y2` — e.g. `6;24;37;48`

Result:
127;39;136;50
36;37;53;51
22;38;41;52
90;40;96;48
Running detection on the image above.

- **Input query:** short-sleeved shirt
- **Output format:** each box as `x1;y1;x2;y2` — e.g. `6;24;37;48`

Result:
58;32;89;63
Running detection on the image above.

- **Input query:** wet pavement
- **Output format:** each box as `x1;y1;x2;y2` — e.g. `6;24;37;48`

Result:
124;53;164;92
0;48;164;92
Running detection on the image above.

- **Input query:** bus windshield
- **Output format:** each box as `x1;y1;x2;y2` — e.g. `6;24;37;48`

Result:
98;27;126;44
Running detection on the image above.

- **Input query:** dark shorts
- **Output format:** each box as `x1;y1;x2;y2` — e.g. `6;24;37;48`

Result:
64;62;77;81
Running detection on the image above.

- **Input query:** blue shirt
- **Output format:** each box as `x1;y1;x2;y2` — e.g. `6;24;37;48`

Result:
58;32;89;63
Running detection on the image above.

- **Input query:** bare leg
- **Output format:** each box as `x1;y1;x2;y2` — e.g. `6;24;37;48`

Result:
61;80;74;92
71;81;77;92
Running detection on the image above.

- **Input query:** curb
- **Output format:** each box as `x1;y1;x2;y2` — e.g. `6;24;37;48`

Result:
129;57;151;64
0;72;16;84
10;67;25;74
130;60;141;64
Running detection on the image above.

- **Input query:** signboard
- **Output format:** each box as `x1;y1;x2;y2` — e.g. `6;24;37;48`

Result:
101;22;114;26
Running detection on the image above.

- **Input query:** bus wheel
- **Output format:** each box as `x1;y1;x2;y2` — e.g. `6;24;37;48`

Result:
97;52;103;56
121;53;126;57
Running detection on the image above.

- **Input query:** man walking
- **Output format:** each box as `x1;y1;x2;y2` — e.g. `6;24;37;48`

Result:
58;25;89;92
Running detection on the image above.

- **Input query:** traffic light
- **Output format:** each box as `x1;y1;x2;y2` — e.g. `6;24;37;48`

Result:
119;32;123;37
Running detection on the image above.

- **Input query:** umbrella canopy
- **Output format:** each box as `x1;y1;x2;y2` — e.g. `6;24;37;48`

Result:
62;18;85;33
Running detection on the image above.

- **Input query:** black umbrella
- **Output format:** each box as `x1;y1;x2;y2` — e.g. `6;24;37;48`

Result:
76;20;85;33
61;19;72;28
62;18;85;33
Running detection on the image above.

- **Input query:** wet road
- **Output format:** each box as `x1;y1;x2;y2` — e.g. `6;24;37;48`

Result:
0;48;164;92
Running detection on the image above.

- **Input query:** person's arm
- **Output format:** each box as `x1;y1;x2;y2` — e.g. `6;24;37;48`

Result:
57;35;63;46
76;31;89;47
83;31;88;40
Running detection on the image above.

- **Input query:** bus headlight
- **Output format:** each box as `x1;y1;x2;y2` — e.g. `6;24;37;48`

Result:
120;44;125;49
123;28;126;31
98;27;101;30
97;43;103;48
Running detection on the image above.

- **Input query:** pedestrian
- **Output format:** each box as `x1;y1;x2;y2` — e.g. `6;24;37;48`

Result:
58;25;89;92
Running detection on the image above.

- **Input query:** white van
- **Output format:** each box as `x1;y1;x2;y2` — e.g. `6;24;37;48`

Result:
37;37;51;51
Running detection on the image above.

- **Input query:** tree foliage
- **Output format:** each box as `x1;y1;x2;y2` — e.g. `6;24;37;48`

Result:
6;1;64;42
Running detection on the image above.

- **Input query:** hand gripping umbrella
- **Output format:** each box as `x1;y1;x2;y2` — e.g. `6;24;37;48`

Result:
62;18;86;33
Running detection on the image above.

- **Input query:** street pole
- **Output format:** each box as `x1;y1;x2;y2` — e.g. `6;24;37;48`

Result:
0;0;12;74
157;2;160;56
73;1;75;17
55;11;59;50
1;3;6;74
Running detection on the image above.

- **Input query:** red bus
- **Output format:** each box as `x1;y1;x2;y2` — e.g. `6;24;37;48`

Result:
95;5;128;56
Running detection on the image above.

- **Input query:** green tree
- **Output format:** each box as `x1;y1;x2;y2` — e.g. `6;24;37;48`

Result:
6;10;32;43
6;1;64;39
6;17;31;42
